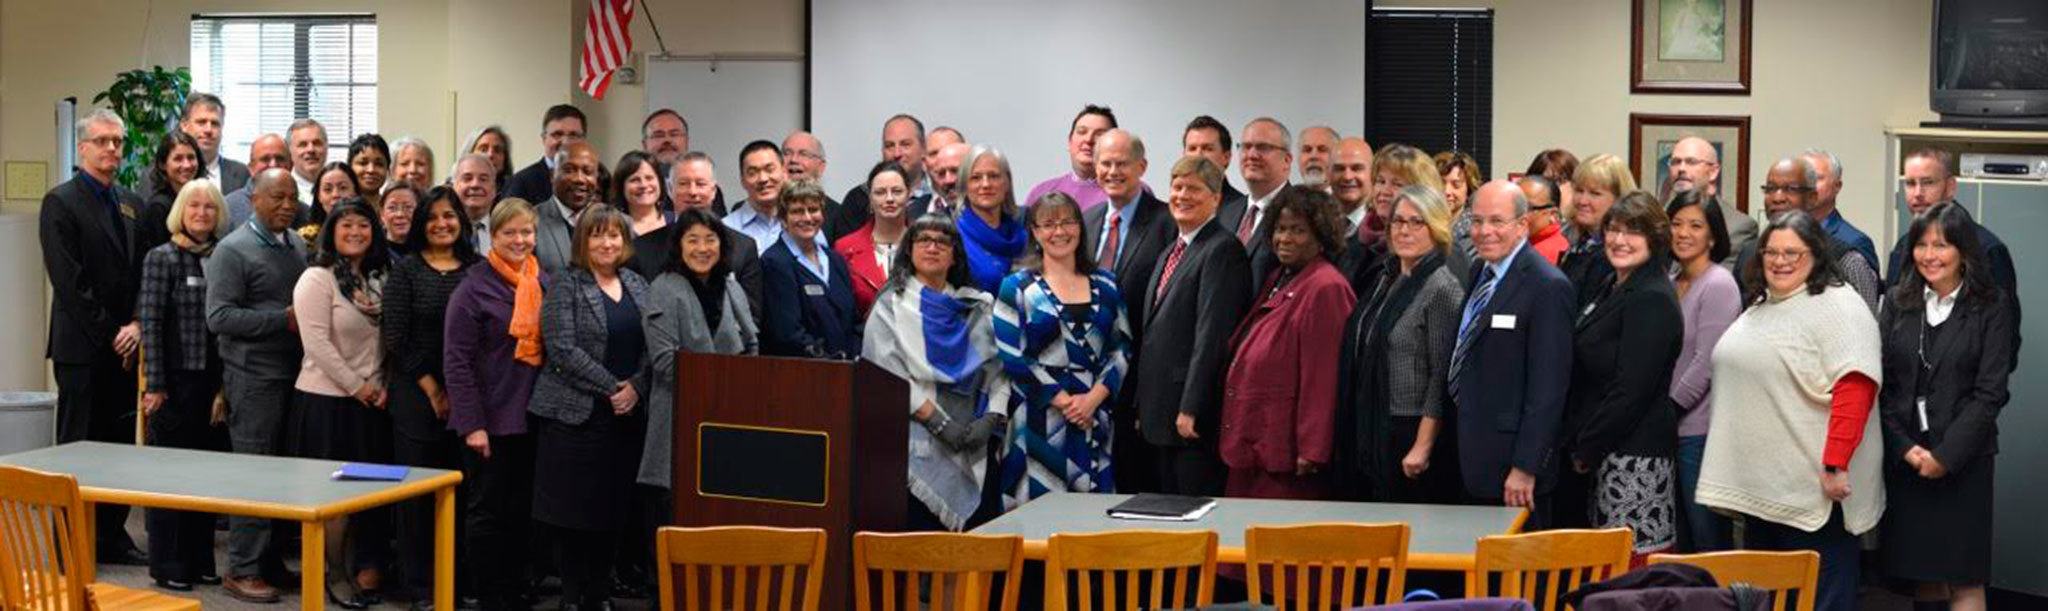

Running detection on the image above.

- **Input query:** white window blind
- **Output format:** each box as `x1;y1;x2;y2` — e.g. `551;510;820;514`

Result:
189;14;377;164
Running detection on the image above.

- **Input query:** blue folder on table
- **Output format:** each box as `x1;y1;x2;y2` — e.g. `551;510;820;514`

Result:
332;463;409;481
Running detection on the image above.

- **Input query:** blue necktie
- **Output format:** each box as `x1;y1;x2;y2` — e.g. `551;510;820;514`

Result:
1449;265;1497;406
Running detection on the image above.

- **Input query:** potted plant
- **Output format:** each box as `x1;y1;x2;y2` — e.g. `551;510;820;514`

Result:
93;66;191;190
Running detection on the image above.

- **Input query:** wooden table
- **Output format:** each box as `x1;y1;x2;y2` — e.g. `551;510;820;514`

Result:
0;442;462;610
971;493;1527;571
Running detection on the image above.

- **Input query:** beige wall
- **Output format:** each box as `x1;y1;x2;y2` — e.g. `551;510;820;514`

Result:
1382;0;1933;242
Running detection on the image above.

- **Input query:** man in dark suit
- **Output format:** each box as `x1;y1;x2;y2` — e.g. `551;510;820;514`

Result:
1330;138;1391;292
1082;129;1175;493
829;114;934;240
1181;115;1245;204
922;140;970;219
39;109;148;565
141;93;250;198
641;107;727;218
1887;148;2017;295
533;141;601;275
1218;117;1294;291
223;133;291;229
505;104;587;204
782;131;843;225
1133;155;1252;496
1450;180;1576;529
632;152;764;323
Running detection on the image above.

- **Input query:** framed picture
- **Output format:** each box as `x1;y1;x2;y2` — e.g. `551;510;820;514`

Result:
1628;113;1751;213
1631;0;1752;95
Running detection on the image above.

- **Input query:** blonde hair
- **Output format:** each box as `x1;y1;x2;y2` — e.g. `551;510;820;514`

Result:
167;178;229;240
1572;153;1637;195
1170;155;1225;195
489;197;537;233
1373;143;1444;192
1394;184;1454;252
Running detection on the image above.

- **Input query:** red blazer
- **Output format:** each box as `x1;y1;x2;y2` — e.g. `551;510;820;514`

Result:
1219;257;1357;474
832;221;888;319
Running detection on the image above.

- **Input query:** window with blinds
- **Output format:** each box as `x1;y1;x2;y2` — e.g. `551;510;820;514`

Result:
1366;8;1493;170
189;14;377;163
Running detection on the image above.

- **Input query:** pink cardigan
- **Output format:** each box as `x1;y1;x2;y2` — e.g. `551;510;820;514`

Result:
294;267;383;398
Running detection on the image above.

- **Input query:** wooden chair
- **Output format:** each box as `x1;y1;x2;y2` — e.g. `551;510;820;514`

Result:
1649;550;1821;611
655;526;828;611
1469;528;1633;611
852;532;1024;611
1244;522;1411;610
0;465;199;610
1044;530;1217;611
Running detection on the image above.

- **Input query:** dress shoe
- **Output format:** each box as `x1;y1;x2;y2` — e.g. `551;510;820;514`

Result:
98;546;148;566
193;574;223;586
223;575;283;604
152;578;194;592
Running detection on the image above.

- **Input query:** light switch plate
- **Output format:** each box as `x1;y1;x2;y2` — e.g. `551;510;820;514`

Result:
5;161;48;201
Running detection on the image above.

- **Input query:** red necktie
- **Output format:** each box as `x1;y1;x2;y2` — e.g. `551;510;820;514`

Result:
1236;206;1258;243
1100;213;1121;270
1154;239;1186;308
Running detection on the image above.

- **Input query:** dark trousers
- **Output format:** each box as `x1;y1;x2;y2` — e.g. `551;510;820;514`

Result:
54;357;138;554
144;368;227;581
1745;506;1860;611
390;383;464;600
1155;444;1227;497
223;368;295;578
548;522;616;606
621;484;672;589
463;432;535;610
1112;402;1160;493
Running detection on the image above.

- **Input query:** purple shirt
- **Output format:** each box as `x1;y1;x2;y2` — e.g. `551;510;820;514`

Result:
444;264;545;436
1669;264;1741;437
1024;171;1152;212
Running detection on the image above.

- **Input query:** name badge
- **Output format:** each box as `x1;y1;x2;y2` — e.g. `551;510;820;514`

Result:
185;276;204;287
1491;314;1517;330
804;284;826;297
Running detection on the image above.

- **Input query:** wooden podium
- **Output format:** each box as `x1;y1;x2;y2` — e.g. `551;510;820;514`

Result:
670;353;907;608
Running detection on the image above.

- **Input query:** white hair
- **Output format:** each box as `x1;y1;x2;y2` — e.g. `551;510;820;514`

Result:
75;109;125;142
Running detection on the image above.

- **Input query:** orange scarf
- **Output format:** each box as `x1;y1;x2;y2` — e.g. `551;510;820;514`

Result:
488;250;545;366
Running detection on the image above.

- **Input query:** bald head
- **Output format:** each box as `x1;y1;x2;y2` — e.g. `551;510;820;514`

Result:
1094;129;1147;204
552;141;601;210
1298;126;1338;186
249;168;299;231
247;134;289;175
1668;136;1721;196
930;142;971;203
782;131;827;181
1330;138;1374;208
1470;180;1530;264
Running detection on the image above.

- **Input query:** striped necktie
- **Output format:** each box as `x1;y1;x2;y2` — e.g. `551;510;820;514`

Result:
1448;265;1498;407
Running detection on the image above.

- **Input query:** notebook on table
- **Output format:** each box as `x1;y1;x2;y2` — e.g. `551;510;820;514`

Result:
1106;493;1218;521
331;463;409;481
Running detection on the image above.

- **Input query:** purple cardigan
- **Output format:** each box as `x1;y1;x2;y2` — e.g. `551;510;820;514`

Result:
1668;264;1741;437
444;264;545;437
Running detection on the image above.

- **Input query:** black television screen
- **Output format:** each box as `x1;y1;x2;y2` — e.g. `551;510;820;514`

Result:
1936;0;2048;92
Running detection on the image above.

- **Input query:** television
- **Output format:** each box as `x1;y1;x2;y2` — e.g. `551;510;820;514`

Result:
1932;0;2048;126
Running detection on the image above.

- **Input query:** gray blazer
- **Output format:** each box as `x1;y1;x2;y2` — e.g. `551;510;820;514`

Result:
1380;263;1466;418
204;220;309;380
527;268;653;426
636;272;759;488
534;197;576;275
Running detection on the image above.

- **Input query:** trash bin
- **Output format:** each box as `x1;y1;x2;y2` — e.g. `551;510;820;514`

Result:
0;391;57;456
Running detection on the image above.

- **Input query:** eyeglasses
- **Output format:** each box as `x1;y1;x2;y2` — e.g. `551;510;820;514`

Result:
912;235;954;249
1759;185;1814;195
1389;215;1429;231
1237;142;1286;155
1471;215;1524;230
85;136;126;149
1760;249;1811;263
1032;218;1081;231
1667;156;1715;168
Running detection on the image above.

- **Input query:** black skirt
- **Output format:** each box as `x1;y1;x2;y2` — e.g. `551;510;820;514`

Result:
531;400;644;532
1881;457;1994;583
287;390;393;462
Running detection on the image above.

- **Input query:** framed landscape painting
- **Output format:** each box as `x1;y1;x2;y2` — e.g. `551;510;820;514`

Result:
1631;0;1752;95
1628;113;1751;213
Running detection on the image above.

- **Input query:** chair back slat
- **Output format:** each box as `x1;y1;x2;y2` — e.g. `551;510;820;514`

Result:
0;466;91;611
1649;550;1821;611
657;526;827;611
1470;528;1632;611
1245;522;1411;609
1045;530;1216;611
852;532;1023;611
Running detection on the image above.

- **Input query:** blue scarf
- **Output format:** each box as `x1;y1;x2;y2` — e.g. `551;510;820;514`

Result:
919;285;987;394
958;211;1027;294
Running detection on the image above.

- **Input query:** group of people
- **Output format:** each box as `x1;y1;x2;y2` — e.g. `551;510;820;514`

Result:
40;93;2014;611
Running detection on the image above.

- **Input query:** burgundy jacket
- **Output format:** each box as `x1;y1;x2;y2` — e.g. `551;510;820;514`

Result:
1218;258;1357;473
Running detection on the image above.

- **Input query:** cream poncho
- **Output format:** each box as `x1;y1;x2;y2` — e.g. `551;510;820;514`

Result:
1697;284;1885;534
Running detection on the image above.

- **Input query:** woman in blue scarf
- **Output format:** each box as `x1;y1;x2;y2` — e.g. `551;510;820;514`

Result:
956;145;1029;293
863;214;1011;531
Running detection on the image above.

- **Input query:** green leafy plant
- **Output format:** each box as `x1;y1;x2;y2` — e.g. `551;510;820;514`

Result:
92;66;191;189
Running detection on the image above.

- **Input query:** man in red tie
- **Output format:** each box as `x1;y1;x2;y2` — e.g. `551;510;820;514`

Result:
1082;130;1177;493
1131;156;1252;496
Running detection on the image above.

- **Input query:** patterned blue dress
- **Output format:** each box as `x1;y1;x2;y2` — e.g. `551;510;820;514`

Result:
994;268;1130;508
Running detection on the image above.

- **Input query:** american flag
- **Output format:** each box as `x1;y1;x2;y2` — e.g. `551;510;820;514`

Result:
579;0;635;99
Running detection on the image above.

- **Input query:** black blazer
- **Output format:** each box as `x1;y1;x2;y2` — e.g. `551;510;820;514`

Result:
1879;291;2016;475
505;159;553;204
1885;206;2017;301
1082;191;1175;339
1450;243;1576;497
1557;234;1613;308
1133;220;1252;447
628;223;764;324
1564;266;1684;466
39;175;141;364
760;240;861;359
